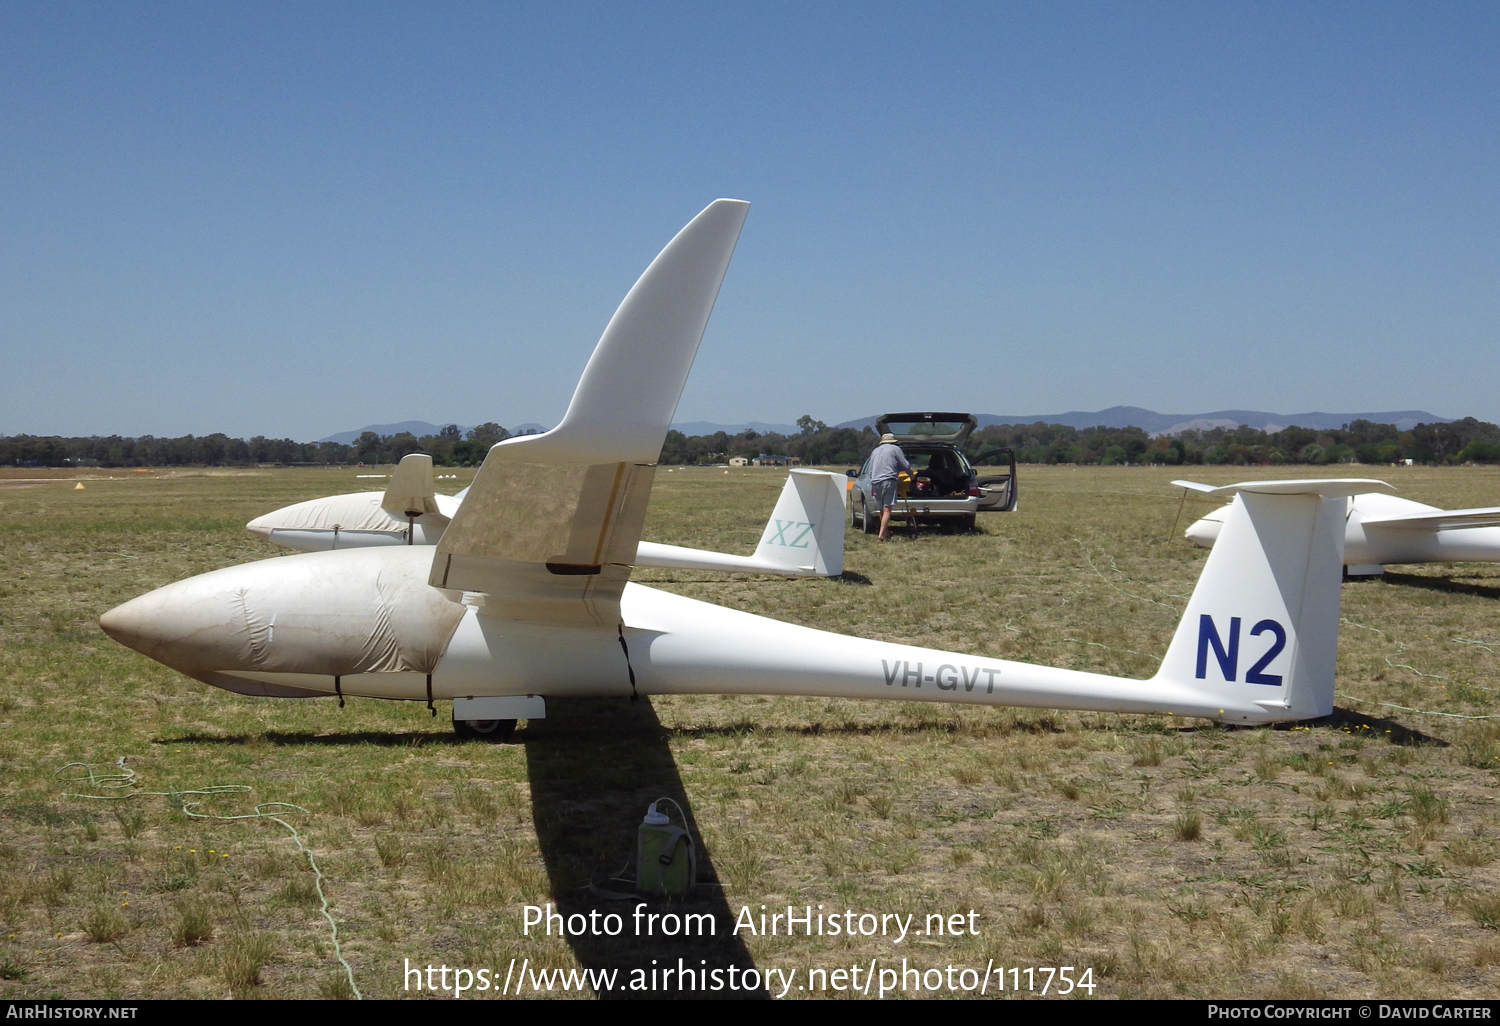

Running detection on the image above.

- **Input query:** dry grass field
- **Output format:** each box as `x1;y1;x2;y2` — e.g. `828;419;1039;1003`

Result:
2;462;1499;999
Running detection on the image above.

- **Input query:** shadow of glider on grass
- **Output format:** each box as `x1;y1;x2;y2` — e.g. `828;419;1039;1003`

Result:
100;198;1389;733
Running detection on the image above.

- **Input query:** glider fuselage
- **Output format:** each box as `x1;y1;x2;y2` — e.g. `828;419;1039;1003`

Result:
98;544;1284;723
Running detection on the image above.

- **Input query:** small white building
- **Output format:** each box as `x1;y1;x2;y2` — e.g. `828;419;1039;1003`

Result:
728;457;748;467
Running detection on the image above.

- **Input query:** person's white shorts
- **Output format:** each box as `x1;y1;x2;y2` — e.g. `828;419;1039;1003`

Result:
871;478;898;508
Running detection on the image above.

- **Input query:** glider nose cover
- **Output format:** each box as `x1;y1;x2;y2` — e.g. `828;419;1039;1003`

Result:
99;547;465;678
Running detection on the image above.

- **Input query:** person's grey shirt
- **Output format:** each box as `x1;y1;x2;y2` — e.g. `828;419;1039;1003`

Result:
868;443;912;483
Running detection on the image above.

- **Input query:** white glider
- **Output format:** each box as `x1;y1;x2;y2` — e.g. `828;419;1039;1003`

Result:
1178;480;1500;575
101;200;1372;736
245;455;846;578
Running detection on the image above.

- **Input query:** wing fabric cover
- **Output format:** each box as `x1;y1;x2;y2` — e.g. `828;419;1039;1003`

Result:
246;492;461;551
431;199;750;626
247;492;403;537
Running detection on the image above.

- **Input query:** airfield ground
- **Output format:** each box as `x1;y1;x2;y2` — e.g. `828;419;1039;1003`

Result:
1;463;1498;999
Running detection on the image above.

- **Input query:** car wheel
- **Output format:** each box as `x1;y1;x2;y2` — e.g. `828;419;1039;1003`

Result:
959;514;976;532
863;502;879;534
453;716;517;742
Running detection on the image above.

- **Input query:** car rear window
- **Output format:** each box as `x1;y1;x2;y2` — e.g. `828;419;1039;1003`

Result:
884;418;970;441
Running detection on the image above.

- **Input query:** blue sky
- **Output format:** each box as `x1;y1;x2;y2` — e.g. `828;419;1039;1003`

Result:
2;1;1496;439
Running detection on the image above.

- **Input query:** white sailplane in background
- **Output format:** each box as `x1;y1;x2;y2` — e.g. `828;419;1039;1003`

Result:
244;453;847;578
101;199;1381;738
1178;482;1500;576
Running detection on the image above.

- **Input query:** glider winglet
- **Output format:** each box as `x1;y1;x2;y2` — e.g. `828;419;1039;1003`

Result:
515;198;750;466
430;200;750;623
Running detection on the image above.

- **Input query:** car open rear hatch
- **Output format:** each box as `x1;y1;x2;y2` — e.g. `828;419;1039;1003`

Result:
876;413;977;444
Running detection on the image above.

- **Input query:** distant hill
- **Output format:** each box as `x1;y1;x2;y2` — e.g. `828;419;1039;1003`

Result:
318;421;549;445
318;421;466;445
668;420;801;437
319;409;1453;446
835;407;1451;436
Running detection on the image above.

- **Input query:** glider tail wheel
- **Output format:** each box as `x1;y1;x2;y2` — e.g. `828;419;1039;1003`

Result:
453;715;517;742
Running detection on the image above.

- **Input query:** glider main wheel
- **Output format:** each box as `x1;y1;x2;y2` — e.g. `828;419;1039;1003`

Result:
453;716;517;742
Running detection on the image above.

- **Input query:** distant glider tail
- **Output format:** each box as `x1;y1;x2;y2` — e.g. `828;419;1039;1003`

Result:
751;469;847;576
383;453;444;520
1154;479;1392;722
633;469;846;577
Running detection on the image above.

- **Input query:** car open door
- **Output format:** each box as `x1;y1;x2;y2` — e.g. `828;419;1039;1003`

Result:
971;448;1018;512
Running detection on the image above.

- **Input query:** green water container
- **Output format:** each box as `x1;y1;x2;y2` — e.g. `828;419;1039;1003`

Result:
636;802;696;896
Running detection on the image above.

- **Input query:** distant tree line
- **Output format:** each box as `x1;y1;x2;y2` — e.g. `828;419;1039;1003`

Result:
6;415;1498;469
662;415;1500;468
659;415;878;466
966;417;1500;467
0;422;520;468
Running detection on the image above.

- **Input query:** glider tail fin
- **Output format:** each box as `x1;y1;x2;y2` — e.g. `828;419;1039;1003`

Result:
383;453;441;518
1154;479;1389;722
751;469;849;577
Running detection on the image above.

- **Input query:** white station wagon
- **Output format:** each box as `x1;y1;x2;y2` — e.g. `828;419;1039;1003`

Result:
848;413;1018;533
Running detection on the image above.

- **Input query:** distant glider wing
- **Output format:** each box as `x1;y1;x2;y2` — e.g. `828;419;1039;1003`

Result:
1359;505;1500;531
1172;478;1395;499
429;199;750;626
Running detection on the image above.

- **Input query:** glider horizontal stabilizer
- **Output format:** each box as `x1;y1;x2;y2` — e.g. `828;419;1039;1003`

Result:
1172;478;1395;498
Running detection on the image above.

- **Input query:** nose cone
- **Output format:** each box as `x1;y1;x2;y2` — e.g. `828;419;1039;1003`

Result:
99;576;253;674
99;595;156;653
1184;513;1224;548
98;547;465;678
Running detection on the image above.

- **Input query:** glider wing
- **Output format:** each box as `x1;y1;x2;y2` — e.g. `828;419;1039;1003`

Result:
428;199;750;626
1358;505;1500;531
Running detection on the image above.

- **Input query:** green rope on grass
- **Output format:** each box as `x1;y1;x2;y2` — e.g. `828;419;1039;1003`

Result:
1334;693;1497;721
57;761;362;1000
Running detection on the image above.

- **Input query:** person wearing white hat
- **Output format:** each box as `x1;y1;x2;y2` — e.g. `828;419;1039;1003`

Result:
867;432;912;542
